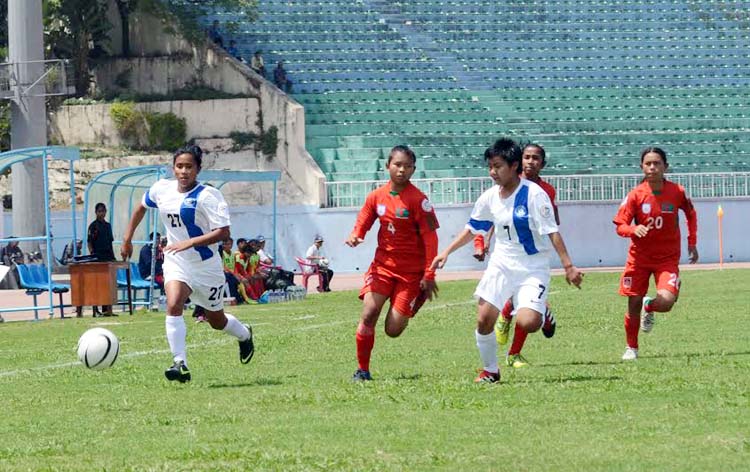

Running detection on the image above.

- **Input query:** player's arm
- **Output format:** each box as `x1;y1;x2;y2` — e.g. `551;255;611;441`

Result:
548;232;583;288
120;203;148;260
346;193;378;247
431;228;475;270
613;195;649;238
681;190;699;263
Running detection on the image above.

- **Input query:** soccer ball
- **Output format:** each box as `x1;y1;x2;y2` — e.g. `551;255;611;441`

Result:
77;328;120;370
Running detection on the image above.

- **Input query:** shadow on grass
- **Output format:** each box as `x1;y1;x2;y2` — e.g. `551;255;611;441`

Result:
207;378;283;389
392;373;422;381
535;374;623;384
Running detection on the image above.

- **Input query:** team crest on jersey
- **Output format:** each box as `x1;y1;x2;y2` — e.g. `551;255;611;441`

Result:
641;203;651;214
183;197;198;208
661;203;674;213
395;207;410;219
514;205;528;218
540;205;552;218
622;276;632;288
421;198;434;213
376;204;386;216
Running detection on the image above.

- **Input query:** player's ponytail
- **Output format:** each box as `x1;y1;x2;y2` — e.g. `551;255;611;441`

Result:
173;145;204;168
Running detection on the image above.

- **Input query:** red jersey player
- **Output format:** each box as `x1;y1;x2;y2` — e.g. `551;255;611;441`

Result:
346;145;440;381
473;143;560;368
614;147;698;361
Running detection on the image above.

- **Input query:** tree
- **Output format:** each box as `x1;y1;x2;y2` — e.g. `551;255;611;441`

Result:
45;0;111;96
137;0;259;45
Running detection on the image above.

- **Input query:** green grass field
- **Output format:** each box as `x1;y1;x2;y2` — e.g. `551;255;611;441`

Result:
1;270;749;471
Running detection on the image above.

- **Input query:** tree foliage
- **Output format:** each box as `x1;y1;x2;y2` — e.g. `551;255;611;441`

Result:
44;0;111;96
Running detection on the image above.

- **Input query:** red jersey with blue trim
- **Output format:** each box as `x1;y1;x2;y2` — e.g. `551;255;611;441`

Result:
351;182;439;279
613;179;697;263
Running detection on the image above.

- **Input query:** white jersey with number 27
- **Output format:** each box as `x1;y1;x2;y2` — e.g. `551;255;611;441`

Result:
142;179;231;269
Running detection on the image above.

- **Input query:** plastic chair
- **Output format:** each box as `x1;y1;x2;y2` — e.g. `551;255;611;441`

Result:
15;263;69;318
294;257;324;292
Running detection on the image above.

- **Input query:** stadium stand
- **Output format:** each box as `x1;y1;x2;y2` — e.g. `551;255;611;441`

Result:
191;0;750;204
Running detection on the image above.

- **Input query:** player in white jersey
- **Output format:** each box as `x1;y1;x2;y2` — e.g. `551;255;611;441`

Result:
121;145;254;383
431;138;583;383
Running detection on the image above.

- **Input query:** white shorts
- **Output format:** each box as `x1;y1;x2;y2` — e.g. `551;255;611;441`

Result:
474;262;550;316
163;258;225;311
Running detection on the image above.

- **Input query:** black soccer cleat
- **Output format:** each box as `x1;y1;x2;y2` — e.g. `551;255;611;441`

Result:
542;309;556;339
239;324;255;364
164;360;191;383
352;368;373;382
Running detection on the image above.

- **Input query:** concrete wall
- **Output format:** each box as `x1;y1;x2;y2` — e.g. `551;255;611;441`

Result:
51;98;261;146
4;199;748;274
80;6;327;206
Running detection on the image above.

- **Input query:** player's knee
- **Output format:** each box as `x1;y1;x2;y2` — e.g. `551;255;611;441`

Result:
385;325;404;338
516;310;542;333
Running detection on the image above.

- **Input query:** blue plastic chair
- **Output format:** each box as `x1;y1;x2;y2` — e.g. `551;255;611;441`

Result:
15;264;69;318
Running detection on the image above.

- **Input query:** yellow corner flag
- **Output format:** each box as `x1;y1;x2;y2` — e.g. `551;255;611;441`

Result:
717;205;724;218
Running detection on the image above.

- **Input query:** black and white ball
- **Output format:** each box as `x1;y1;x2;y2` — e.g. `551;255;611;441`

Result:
77;328;120;370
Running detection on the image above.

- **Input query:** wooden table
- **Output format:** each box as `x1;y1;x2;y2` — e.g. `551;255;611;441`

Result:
69;261;132;315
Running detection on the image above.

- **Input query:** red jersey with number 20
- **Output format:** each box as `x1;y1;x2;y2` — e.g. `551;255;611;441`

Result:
613;179;697;264
351;182;440;279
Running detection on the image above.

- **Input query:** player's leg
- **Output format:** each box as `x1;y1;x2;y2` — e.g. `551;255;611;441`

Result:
354;265;394;380
494;299;513;345
163;279;192;382
506;276;549;368
192;277;254;365
473;265;511;383
648;267;680;313
383;272;422;338
354;291;389;380
619;262;651;360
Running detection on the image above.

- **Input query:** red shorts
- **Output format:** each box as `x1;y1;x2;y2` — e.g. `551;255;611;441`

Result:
359;263;423;318
619;260;681;297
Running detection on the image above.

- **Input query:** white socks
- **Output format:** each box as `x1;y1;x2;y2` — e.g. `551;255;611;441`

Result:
476;330;499;374
165;315;187;365
223;313;250;341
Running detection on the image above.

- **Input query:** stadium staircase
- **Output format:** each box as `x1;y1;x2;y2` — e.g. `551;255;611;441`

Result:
196;0;750;204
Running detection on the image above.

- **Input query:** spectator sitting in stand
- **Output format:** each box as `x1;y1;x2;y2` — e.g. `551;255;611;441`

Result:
306;234;333;292
207;20;224;47
0;236;24;289
220;237;252;304
256;235;273;265
251;50;266;77
226;40;241;60
273;61;293;93
138;232;165;289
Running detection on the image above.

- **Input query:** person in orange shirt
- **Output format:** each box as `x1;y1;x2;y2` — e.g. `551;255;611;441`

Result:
346;145;440;381
473;143;560;368
614;147;698;361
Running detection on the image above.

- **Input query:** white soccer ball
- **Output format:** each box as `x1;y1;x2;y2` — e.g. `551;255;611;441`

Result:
77;328;120;370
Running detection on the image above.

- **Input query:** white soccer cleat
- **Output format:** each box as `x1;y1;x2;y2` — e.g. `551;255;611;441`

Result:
640;296;654;333
622;347;638;361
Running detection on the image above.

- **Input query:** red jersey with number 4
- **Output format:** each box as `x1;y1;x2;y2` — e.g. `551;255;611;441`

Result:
613;179;697;263
351;182;439;278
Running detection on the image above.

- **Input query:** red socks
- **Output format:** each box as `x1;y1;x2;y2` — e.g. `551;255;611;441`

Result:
508;324;528;356
356;323;375;371
624;313;639;349
501;300;513;320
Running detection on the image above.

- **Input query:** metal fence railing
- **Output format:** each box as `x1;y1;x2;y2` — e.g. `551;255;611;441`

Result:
325;172;750;208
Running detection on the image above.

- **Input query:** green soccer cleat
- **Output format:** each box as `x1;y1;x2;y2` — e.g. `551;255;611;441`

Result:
640;296;655;333
495;318;512;345
506;353;529;369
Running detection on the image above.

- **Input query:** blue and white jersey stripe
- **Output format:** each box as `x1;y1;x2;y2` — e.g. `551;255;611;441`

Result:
141;179;231;267
466;181;558;268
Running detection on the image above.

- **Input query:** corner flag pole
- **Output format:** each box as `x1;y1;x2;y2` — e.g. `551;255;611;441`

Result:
717;205;724;269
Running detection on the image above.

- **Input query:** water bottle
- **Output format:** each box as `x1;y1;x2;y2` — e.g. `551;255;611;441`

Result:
158;295;166;311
